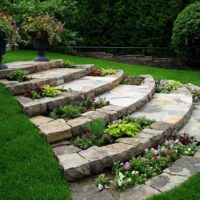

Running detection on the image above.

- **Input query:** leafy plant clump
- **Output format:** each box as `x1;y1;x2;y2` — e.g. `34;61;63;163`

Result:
96;134;197;190
105;117;155;138
61;60;75;68
171;2;200;65
74;117;154;149
89;68;116;76
74;118;112;149
50;97;109;120
7;70;31;82
122;75;144;85
24;84;61;99
189;88;200;103
156;80;182;93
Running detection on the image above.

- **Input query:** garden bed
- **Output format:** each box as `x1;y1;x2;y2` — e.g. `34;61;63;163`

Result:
73;116;155;149
95;134;198;191
122;75;145;85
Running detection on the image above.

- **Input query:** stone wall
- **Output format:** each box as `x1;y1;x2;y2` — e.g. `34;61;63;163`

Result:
75;52;191;70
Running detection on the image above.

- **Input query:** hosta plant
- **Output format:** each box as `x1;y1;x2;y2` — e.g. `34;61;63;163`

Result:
189;88;200;103
156;80;182;93
96;135;197;190
24;84;61;99
7;70;31;82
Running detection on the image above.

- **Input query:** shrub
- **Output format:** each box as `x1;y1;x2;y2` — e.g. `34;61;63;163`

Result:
156;80;182;93
171;2;200;65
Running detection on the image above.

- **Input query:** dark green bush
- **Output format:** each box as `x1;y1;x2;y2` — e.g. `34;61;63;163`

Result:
171;2;200;65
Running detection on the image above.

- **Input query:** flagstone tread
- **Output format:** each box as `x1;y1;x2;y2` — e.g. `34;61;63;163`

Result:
130;93;193;131
70;154;200;200
0;60;63;79
179;104;200;141
31;75;155;141
1;64;94;95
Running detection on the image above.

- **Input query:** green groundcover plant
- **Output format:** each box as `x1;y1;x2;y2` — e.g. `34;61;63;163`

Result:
156;80;182;93
122;75;144;85
50;97;109;120
7;70;31;82
96;134;197;191
74;117;154;149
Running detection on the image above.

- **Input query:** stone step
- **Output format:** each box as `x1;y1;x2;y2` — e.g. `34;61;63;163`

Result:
17;70;124;117
31;75;155;143
54;93;192;181
179;104;200;141
0;60;63;79
0;64;93;95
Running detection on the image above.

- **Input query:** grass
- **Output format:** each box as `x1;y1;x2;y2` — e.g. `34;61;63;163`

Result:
0;85;72;199
148;172;200;200
1;50;200;199
4;50;200;86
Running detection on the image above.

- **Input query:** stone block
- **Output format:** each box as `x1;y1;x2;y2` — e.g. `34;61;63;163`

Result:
53;145;80;156
58;153;90;181
39;119;72;143
30;115;53;127
79;146;113;174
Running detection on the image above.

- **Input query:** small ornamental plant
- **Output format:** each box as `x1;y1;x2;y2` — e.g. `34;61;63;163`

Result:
7;70;31;82
156;80;182;93
0;12;20;46
96;134;197;190
74;117;154;149
122;75;144;85
23;15;64;45
24;84;61;99
189;88;200;103
89;68;116;76
50;97;109;120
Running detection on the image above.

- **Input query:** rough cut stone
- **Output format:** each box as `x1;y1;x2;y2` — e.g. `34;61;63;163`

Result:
164;157;200;177
100;143;135;162
79;146;113;174
67;117;92;136
146;173;187;192
30;115;53;127
119;184;160;200
53;145;80;156
39;119;72;143
82;110;110;122
58;153;90;181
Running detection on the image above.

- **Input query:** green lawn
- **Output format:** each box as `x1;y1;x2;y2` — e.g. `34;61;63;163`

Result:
1;50;200;200
4;50;200;86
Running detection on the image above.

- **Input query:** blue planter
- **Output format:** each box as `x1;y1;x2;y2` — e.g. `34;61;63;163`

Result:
0;37;8;69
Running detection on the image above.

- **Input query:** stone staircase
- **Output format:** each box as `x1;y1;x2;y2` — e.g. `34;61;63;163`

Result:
1;60;198;197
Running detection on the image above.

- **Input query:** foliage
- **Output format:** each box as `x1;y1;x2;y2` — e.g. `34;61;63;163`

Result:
43;84;61;97
23;15;64;45
24;84;61;99
171;2;200;65
74;117;154;149
96;135;197;190
1;0;79;52
0;12;20;46
189;88;200;102
62;60;74;68
7;70;30;82
95;174;110;191
122;75;144;85
73;118;112;149
89;68;116;76
50;97;109;120
76;0;195;47
156;80;182;93
105;117;154;138
51;105;81;120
